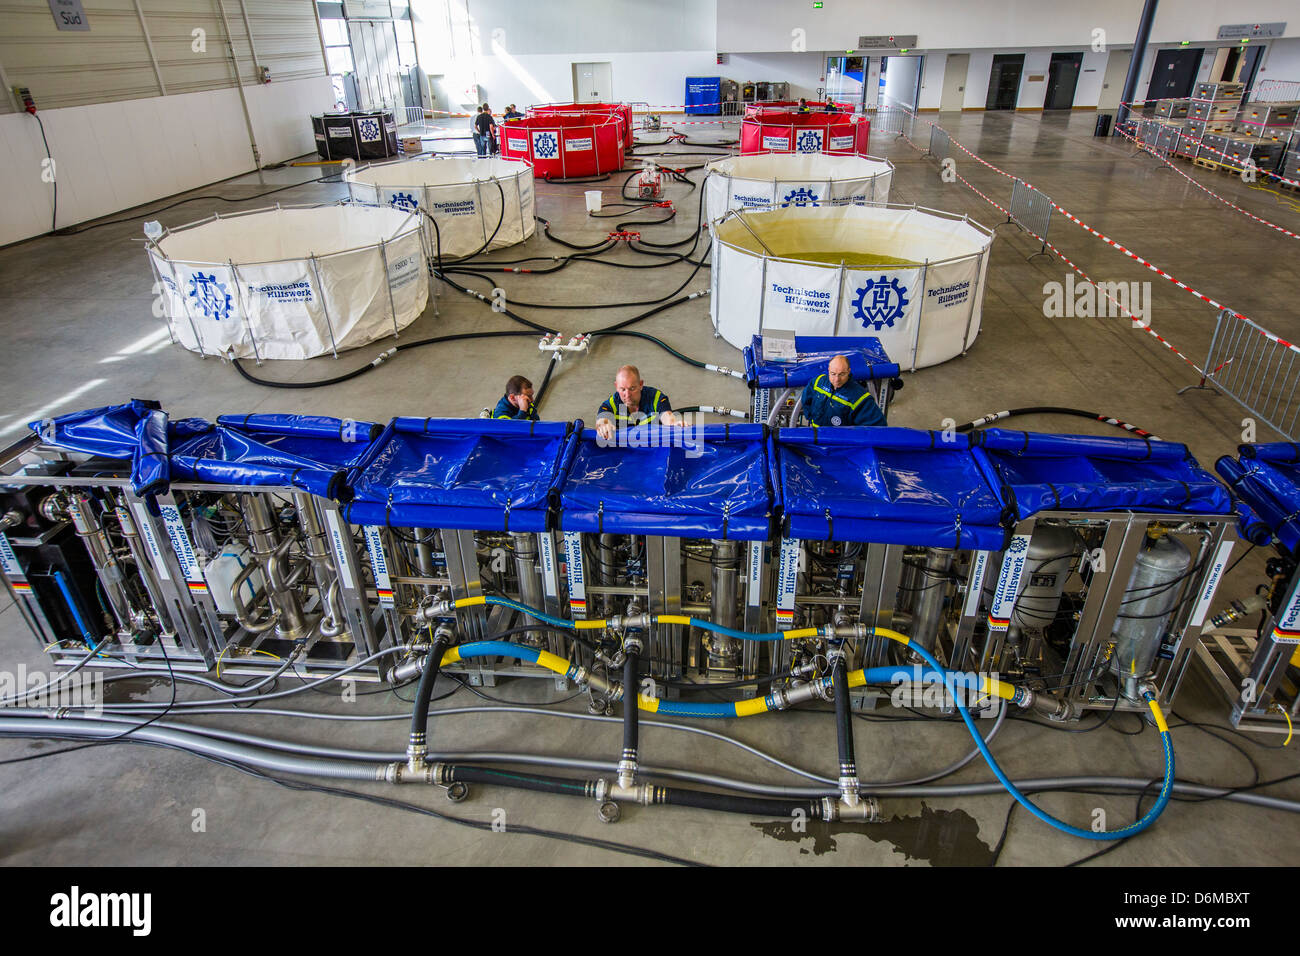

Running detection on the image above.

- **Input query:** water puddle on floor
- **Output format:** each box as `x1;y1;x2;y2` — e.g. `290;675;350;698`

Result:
101;676;170;703
752;801;994;865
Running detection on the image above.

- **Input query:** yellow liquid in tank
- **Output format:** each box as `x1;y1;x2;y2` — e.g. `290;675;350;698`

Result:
780;250;919;267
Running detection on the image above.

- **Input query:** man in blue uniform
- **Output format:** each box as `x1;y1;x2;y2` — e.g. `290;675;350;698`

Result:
800;354;886;427
594;365;679;440
492;375;538;420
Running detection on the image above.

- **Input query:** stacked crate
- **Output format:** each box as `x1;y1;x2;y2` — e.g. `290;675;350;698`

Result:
1154;98;1190;120
1281;147;1300;186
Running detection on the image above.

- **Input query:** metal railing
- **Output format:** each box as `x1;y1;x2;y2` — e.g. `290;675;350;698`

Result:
872;106;905;136
1253;79;1300;102
1006;178;1052;257
1199;308;1300;440
927;125;951;163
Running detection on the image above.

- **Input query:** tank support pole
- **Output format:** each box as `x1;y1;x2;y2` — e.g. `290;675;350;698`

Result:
909;258;930;372
732;210;777;256
167;257;208;358
144;249;178;346
757;255;769;337
962;249;984;355
467;179;486;247
308;253;340;359
228;259;263;366
378;237;400;338
833;260;847;333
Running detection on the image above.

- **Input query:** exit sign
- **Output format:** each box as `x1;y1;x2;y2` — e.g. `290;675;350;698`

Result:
857;35;918;48
1217;22;1286;39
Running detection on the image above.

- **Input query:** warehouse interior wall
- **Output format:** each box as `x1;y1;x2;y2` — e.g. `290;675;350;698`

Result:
413;0;718;110
4;0;1299;247
714;0;1299;53
0;0;333;246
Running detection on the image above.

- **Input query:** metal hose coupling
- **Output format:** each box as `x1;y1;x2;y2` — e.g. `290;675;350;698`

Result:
606;612;651;630
617;755;638;790
595;778;654;807
413;598;454;625
380;760;444;785
386;625;456;684
1020;687;1074;721
822;795;881;823
761;678;833;712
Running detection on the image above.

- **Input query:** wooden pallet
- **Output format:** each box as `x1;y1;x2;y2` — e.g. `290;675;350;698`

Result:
1192;156;1220;171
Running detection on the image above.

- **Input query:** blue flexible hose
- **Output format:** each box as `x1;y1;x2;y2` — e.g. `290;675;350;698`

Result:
891;635;1175;841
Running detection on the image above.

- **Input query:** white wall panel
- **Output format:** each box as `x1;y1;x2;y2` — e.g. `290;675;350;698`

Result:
0;75;332;247
0;0;327;112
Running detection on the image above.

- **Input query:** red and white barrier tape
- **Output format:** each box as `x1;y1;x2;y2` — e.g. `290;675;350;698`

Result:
897;121;1208;374
930;124;1286;346
1114;126;1300;241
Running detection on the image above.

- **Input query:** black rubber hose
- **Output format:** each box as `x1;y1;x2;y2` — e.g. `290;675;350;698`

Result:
657;787;825;818
588;328;709;368
955;406;1160;440
446;763;824;820
444;765;594;797
409;632;453;755
444;244;708;310
833;656;856;788
533;352;560;411
622;646;639;770
231;330;546;389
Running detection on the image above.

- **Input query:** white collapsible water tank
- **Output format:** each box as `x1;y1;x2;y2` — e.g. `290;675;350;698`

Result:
348;156;535;259
709;202;994;369
146;203;429;362
703;153;894;224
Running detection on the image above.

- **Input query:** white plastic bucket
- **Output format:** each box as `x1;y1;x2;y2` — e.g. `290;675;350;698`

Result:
585;190;603;213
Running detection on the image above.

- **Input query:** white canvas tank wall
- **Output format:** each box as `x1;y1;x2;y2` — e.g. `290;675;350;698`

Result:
709;203;994;369
147;203;429;361
703;154;894;224
348;157;536;259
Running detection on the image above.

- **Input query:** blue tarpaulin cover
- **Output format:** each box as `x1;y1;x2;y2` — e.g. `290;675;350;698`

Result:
170;413;383;501
1216;446;1300;553
343;418;579;531
774;427;1009;548
743;335;900;389
971;429;1232;520
557;424;772;539
28;400;176;497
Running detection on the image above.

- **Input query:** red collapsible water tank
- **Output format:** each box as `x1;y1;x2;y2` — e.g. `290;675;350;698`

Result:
743;100;854;116
529;102;634;150
499;112;626;179
740;109;870;157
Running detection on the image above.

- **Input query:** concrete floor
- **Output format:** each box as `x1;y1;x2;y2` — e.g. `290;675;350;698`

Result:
0;110;1298;866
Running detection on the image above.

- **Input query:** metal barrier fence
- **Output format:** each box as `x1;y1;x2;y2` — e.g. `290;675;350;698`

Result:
1253;79;1300;102
1007;178;1052;256
1200;309;1300;440
872;106;905;136
402;106;426;127
928;124;951;162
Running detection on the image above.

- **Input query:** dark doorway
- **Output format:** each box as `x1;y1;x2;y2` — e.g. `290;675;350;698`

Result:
1044;52;1083;109
985;54;1024;110
1148;48;1203;100
1238;45;1264;102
